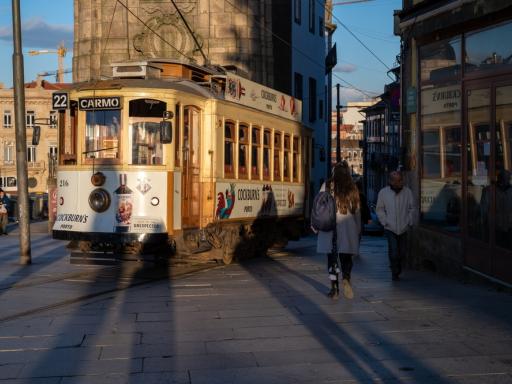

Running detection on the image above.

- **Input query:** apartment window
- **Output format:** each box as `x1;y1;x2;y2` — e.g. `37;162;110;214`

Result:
319;17;324;36
319;99;324;120
294;72;303;100
49;145;58;159
294;0;301;24
309;77;317;122
3;110;12;128
309;0;315;33
27;145;37;162
0;176;16;188
3;142;14;163
49;111;57;128
26;110;35;128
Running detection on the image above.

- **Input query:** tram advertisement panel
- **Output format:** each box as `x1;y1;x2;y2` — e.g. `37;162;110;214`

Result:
214;182;304;220
53;171;168;234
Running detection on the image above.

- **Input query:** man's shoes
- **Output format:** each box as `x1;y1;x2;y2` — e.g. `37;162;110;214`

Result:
392;274;400;281
327;288;339;299
342;279;354;299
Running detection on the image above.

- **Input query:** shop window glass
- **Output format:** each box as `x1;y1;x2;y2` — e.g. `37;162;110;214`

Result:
420;84;462;232
465;21;512;75
420;37;461;84
224;121;235;176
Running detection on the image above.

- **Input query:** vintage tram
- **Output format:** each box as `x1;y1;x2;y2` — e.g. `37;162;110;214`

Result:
52;60;311;263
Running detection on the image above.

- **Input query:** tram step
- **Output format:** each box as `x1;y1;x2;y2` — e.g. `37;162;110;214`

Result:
70;251;117;266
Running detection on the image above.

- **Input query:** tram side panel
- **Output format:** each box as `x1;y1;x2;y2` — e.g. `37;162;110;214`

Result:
53;170;169;243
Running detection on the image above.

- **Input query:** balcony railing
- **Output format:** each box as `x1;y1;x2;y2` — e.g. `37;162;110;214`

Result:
27;161;44;169
3;160;15;167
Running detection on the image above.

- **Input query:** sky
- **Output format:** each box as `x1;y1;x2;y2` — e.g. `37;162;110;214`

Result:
0;0;401;105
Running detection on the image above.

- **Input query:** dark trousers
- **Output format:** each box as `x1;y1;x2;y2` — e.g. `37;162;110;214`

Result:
385;230;407;277
327;252;353;282
0;213;7;234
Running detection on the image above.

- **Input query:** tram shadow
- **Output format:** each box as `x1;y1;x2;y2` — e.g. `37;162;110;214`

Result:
230;195;454;382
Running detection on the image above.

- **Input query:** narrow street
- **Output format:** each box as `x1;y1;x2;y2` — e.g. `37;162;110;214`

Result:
0;226;511;383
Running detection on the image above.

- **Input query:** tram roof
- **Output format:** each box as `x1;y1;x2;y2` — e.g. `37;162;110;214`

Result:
73;78;215;99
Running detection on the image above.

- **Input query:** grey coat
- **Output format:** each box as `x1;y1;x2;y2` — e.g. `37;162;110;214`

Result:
316;183;361;255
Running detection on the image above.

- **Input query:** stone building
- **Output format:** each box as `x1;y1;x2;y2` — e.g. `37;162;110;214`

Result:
397;0;512;285
0;79;70;199
74;0;284;90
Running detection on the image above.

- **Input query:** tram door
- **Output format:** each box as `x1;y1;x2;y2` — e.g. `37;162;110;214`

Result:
181;106;201;228
464;81;512;283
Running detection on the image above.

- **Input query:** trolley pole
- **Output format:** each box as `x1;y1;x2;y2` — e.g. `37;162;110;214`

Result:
12;0;31;264
336;83;341;163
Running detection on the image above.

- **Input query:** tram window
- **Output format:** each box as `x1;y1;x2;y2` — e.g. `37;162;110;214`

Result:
263;129;271;180
175;104;181;167
224;121;235;177
284;134;291;181
85;110;120;160
293;137;300;182
131;121;163;165
274;132;282;180
239;124;249;179
251;127;261;179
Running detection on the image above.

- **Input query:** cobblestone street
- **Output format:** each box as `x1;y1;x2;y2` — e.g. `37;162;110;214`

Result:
0;225;512;383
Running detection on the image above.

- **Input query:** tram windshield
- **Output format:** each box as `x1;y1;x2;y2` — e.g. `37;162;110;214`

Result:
85;110;121;160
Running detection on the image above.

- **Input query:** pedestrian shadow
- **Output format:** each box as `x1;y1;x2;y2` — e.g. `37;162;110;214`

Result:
236;233;455;382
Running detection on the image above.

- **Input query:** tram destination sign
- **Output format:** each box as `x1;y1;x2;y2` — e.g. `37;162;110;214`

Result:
79;96;121;110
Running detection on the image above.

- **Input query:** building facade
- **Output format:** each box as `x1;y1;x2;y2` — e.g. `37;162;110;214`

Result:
397;0;512;285
0;80;69;198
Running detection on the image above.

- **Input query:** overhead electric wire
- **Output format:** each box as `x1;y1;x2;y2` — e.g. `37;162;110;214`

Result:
115;0;196;63
222;0;377;98
322;0;392;71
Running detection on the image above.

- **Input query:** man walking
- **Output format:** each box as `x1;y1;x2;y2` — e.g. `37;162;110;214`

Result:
376;172;415;281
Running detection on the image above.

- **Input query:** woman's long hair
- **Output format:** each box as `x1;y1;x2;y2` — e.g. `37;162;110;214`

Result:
328;162;360;214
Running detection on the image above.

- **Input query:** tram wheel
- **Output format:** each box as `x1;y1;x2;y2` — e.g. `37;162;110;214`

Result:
78;241;92;252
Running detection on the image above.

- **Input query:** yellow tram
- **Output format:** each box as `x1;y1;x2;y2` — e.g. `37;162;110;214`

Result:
52;60;311;263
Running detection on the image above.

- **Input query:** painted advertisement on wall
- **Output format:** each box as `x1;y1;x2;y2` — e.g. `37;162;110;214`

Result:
53;170;168;234
214;182;304;220
224;74;302;122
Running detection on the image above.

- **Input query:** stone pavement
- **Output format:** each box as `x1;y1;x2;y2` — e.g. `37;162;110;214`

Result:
0;226;512;383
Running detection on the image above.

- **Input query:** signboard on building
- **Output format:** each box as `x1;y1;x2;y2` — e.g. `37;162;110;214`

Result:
224;74;302;122
406;86;416;114
421;85;461;115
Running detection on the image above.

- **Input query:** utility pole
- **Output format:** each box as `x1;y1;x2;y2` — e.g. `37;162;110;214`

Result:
336;83;341;163
12;0;31;264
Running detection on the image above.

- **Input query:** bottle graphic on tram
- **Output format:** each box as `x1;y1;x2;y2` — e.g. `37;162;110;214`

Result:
114;174;133;233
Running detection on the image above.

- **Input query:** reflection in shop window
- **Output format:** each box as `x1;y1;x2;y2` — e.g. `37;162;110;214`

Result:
420;36;461;84
420;84;461;232
465;21;512;75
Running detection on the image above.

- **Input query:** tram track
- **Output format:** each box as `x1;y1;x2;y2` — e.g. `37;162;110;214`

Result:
0;259;223;324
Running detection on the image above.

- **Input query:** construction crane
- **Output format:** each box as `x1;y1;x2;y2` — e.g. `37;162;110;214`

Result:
28;42;67;83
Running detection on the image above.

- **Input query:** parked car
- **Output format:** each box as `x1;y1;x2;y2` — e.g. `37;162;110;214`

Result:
363;204;384;236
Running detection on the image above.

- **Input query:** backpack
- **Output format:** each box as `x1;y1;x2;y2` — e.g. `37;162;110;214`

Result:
311;189;336;232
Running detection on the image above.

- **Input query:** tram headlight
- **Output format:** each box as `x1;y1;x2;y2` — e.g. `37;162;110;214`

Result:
88;188;111;213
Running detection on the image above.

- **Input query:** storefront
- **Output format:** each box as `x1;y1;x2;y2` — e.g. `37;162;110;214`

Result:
399;2;512;285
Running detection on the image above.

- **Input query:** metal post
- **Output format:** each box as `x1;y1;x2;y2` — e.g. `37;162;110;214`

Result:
327;30;333;176
12;0;31;264
336;83;341;163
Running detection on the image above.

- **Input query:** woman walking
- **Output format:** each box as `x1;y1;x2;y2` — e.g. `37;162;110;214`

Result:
316;162;361;299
